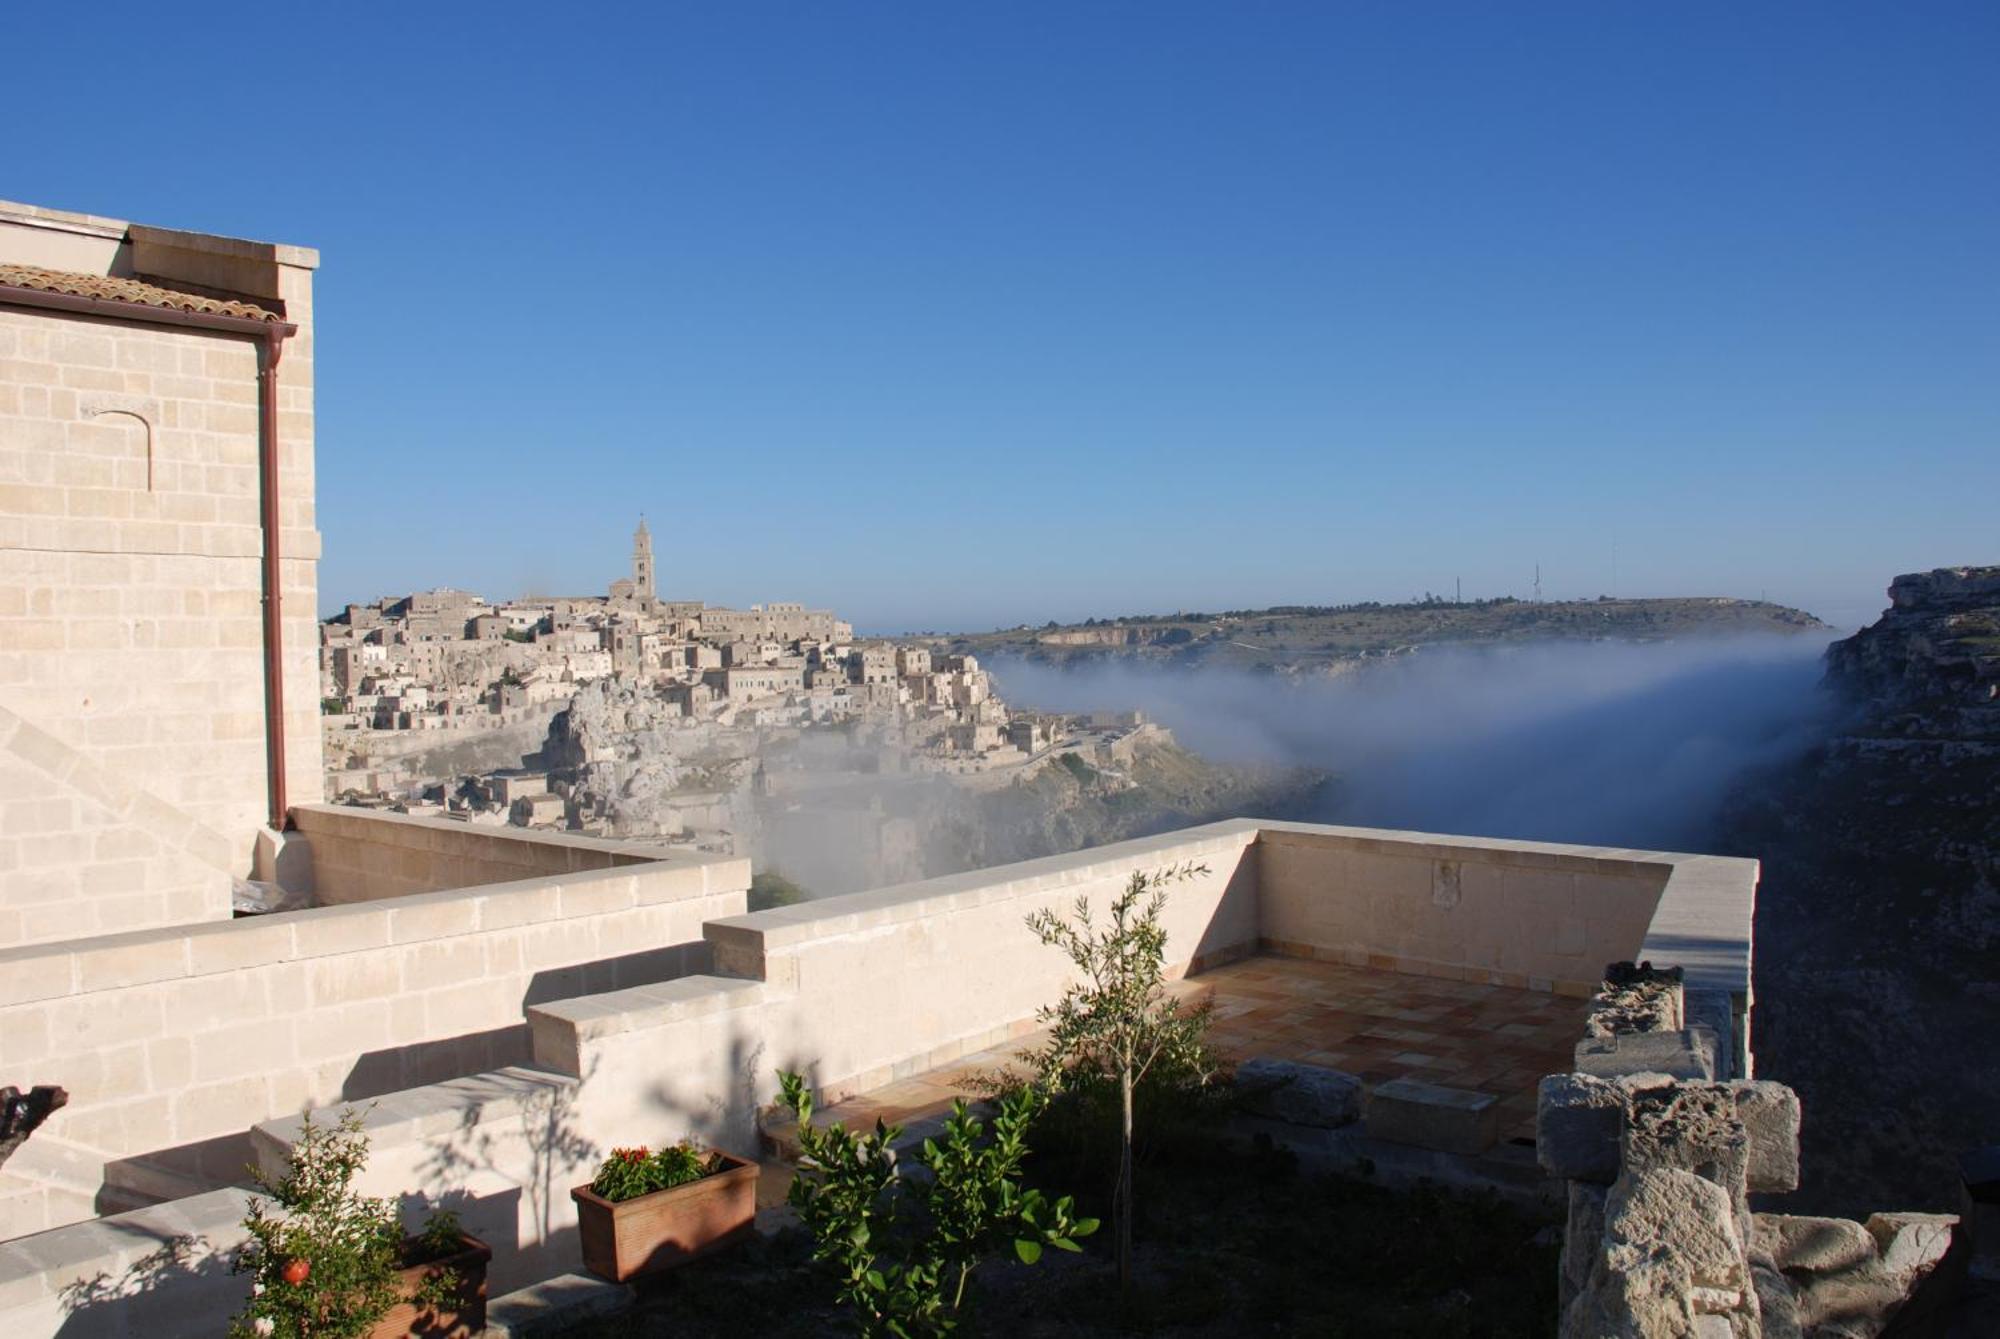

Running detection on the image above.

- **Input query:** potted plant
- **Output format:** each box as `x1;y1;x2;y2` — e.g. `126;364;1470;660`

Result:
571;1141;758;1282
231;1109;491;1339
371;1209;492;1339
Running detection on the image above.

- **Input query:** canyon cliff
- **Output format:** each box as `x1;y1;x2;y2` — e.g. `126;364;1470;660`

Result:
1726;567;2000;1214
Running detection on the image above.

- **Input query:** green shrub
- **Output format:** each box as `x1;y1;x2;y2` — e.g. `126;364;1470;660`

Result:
777;1071;1095;1336
230;1110;402;1339
749;871;810;911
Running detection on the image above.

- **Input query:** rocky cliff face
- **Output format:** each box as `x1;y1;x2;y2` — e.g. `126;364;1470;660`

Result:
1725;567;2000;1215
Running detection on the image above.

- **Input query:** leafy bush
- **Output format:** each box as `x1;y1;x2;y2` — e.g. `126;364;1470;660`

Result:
749;871;810;911
589;1143;722;1203
230;1110;402;1339
230;1111;476;1338
777;1070;1096;1336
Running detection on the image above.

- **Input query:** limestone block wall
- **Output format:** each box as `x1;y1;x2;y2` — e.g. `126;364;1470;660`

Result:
0;1186;255;1339
290;804;657;904
1255;823;1706;998
0;291;321;947
222;823;1265;1302
0;839;748;1241
700;819;1262;1108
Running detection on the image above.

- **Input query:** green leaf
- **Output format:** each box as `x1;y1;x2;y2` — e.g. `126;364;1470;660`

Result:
1050;1235;1083;1252
1014;1238;1043;1265
1073;1217;1101;1237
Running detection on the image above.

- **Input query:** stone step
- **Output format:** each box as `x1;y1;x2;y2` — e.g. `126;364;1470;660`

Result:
481;1272;633;1337
98;1152;219;1210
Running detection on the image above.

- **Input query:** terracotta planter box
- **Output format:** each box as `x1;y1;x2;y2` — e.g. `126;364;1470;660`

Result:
365;1233;491;1339
571;1152;759;1283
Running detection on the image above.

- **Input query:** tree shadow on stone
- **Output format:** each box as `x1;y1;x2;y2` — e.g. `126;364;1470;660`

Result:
55;1228;239;1339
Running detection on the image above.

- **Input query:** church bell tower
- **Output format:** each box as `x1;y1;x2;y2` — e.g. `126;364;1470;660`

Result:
633;517;655;600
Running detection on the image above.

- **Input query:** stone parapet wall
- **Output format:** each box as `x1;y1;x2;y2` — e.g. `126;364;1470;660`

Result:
290;803;661;904
0;822;748;1239
1254;823;1737;1000
0;817;1767;1330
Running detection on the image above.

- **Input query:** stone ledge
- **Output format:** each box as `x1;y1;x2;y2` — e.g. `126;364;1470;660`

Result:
1365;1078;1498;1155
526;976;767;1045
250;1065;578;1172
482;1272;634;1337
0;860;740;1007
704;822;1259;952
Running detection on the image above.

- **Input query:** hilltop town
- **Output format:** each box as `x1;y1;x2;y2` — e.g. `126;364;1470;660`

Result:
316;519;1201;877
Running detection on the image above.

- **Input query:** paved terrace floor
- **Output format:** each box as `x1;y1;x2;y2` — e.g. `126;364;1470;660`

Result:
766;955;1583;1183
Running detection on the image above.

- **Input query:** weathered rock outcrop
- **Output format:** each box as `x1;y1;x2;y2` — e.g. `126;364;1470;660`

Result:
1544;970;1962;1337
1823;568;2000;745
1723;566;2000;1216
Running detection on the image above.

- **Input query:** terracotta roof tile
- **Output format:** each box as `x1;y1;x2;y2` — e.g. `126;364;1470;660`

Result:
0;263;282;322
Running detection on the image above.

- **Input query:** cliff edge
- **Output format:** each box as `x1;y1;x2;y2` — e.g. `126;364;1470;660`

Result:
1727;566;2000;1215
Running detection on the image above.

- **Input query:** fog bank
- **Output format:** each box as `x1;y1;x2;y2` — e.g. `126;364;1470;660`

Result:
990;637;1836;852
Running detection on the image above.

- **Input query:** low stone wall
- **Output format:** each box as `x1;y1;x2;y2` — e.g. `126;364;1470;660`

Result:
291;804;658;904
221;823;1265;1302
1254;823;1701;999
0;817;1771;1331
0;817;748;1240
0;1188;254;1339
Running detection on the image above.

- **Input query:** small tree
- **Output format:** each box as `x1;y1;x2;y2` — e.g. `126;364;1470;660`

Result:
1025;862;1213;1296
230;1110;401;1339
777;1071;1095;1336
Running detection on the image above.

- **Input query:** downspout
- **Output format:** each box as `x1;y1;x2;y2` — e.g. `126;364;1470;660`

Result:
258;327;290;830
0;285;299;829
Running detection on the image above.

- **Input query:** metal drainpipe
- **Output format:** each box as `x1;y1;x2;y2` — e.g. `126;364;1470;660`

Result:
0;285;299;830
258;326;290;830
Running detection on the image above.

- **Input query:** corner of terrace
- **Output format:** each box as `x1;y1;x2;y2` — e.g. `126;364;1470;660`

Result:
0;807;1754;1337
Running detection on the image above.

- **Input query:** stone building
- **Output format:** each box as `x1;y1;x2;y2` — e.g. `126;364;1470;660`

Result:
0;199;321;947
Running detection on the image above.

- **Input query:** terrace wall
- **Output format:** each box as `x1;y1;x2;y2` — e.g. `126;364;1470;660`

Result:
1254;822;1676;998
0;819;1757;1332
289;803;656;903
0;810;747;1241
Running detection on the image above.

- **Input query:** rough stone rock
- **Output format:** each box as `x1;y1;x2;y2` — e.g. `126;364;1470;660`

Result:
1750;1263;1805;1339
1750;1214;1877;1276
1863;1211;1957;1283
1540;1072;1629;1182
1622;1086;1751;1200
1605;1168;1747;1296
1728;1081;1800;1193
1537;1071;1676;1183
1789;1260;1906;1337
1576;1028;1719;1082
1587;977;1684;1039
1234;1057;1362;1128
1561;1180;1610;1313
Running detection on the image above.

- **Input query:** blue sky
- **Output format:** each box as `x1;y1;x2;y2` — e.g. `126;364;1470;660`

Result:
10;3;1995;633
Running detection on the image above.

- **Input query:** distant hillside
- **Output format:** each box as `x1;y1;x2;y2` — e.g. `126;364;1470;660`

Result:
919;596;1827;673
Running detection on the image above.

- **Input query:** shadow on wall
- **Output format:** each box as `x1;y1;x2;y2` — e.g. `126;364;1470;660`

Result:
55;1224;238;1338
